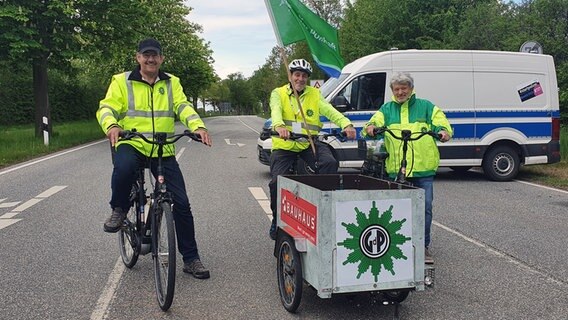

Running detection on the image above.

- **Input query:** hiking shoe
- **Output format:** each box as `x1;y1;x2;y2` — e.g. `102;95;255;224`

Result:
425;247;434;264
103;208;125;233
183;259;210;279
269;220;277;240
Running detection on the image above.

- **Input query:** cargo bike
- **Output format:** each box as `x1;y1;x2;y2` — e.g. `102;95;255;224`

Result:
273;127;437;313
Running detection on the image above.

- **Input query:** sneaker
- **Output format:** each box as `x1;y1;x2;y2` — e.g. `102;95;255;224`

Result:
103;208;125;233
425;247;434;264
269;220;277;240
183;259;210;279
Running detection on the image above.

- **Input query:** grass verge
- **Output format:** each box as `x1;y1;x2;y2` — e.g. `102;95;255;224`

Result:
0;120;104;168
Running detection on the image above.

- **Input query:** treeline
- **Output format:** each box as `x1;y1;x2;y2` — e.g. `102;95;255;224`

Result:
1;0;567;129
0;0;215;129
244;0;567;122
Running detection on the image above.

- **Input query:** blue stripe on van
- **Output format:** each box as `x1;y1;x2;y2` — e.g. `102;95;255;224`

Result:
477;122;551;138
445;110;558;118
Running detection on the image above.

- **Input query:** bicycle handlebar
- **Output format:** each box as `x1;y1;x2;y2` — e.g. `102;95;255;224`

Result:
259;128;347;141
119;129;204;145
372;126;441;141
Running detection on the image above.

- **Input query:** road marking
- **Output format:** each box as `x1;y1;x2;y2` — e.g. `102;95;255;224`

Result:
0;219;21;230
90;257;125;320
248;187;272;219
0;201;21;208
0;140;107;176
224;139;245;147
36;185;67;198
12;198;43;212
238;117;260;134
0;212;19;219
176;147;186;161
433;221;565;286
514;179;568;194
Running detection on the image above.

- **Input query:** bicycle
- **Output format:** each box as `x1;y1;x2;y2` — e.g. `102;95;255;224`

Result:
116;129;204;311
361;126;441;185
259;128;347;174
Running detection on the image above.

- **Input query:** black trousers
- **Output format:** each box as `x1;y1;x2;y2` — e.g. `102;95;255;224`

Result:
268;141;338;220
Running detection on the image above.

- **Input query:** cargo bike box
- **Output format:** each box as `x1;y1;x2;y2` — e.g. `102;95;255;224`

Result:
274;174;433;312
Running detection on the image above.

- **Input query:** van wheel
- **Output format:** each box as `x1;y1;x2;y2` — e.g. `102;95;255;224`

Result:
482;146;520;181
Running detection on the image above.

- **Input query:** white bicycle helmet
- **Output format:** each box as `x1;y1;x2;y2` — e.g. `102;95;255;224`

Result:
289;59;312;76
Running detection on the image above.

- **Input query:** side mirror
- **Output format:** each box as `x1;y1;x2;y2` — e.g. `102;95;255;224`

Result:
331;96;350;113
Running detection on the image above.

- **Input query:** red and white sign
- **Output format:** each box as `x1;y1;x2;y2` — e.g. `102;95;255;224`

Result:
280;189;317;245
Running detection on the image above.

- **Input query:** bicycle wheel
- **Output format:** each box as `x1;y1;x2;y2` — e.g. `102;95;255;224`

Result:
118;200;140;268
277;234;303;313
152;201;176;311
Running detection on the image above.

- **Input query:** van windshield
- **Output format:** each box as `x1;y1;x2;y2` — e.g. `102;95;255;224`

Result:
320;73;349;99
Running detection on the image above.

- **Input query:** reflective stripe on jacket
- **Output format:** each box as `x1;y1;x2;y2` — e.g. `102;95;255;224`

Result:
96;67;205;157
363;93;453;178
270;84;352;152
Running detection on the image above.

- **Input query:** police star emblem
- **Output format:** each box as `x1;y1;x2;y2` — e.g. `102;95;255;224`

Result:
159;87;165;95
338;202;410;280
306;109;314;117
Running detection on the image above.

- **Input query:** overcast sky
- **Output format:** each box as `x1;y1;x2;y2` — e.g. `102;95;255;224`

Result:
185;0;276;79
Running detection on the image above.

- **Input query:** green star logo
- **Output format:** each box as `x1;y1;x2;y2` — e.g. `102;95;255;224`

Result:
338;201;410;281
306;109;314;117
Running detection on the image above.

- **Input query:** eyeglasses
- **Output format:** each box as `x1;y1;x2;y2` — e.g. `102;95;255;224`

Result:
141;52;160;60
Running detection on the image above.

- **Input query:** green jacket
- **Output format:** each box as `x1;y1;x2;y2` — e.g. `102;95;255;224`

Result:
362;93;453;178
96;67;206;157
270;84;352;152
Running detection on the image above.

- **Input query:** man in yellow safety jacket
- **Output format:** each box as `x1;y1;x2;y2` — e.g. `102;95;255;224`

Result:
96;38;212;279
268;58;357;240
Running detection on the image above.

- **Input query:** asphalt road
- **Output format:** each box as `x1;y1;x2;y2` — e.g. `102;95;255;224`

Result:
0;115;566;320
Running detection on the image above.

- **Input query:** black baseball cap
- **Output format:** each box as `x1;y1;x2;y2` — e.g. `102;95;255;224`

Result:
137;38;162;54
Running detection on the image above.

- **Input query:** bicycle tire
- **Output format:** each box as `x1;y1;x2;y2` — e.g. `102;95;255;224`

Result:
118;193;141;268
152;201;176;311
277;234;303;313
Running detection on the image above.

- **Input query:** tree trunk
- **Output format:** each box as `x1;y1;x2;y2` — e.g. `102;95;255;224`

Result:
33;55;50;138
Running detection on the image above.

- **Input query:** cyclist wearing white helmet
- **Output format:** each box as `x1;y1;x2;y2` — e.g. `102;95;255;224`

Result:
267;58;357;240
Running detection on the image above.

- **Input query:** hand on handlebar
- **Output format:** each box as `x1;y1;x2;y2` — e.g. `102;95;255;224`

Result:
194;128;212;146
343;125;357;140
365;125;381;137
275;126;290;140
107;126;122;146
438;130;450;142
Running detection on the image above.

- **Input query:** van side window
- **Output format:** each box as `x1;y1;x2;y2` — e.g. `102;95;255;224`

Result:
334;73;386;111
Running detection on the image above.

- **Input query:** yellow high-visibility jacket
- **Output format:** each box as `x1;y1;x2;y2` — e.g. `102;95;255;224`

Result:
96;67;205;157
270;84;352;152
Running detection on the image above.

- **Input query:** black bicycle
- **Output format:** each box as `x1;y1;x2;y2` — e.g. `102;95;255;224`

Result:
117;129;203;311
360;126;441;185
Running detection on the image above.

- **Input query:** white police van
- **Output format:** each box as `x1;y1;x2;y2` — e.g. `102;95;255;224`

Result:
257;49;561;181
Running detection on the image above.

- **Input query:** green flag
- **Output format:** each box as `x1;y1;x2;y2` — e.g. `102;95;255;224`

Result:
265;0;345;78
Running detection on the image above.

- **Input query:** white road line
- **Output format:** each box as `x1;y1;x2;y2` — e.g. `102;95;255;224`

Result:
249;187;268;200
514;179;568;194
176;147;186;161
36;185;67;198
0;201;21;208
0;212;19;219
238;117;260;134
433;220;564;286
12;198;43;212
0;140;107;176
90;257;125;320
248;187;272;218
0;219;21;230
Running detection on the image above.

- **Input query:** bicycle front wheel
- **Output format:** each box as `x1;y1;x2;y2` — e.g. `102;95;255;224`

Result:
152;201;176;311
